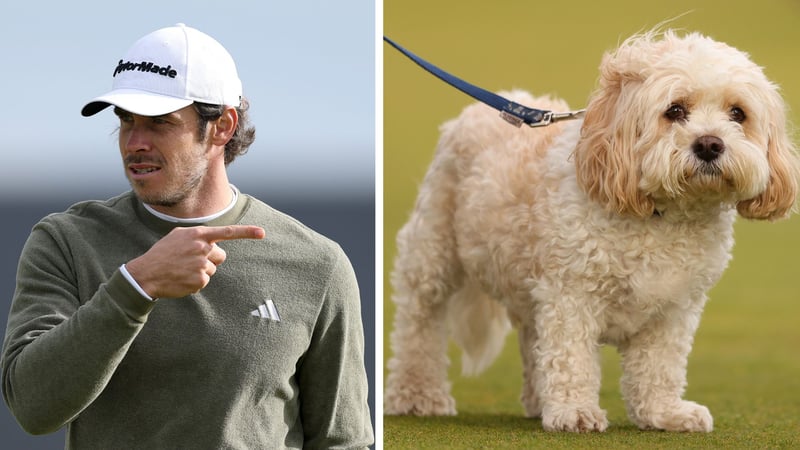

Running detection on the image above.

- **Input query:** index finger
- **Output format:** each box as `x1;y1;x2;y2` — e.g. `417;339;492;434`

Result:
197;225;266;243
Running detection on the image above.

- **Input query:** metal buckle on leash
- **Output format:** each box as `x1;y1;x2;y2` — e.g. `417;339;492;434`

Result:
500;109;586;128
527;109;587;128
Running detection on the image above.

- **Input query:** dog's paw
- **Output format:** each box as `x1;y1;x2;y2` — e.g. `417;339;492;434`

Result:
542;404;608;432
384;386;456;416
633;400;713;432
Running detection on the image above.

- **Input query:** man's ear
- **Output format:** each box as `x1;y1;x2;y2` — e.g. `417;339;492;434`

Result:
210;106;239;146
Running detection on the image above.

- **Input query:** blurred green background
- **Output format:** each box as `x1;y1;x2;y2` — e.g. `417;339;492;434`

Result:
383;0;800;447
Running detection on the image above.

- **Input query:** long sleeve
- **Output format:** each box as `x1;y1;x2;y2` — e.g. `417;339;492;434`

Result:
1;225;155;434
298;245;373;449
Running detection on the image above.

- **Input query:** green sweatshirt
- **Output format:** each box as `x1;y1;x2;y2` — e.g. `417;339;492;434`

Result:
1;191;373;449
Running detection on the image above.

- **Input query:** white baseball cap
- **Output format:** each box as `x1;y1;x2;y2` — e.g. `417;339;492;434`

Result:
82;23;242;117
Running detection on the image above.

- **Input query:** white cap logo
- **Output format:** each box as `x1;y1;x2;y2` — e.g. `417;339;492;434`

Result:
113;60;178;79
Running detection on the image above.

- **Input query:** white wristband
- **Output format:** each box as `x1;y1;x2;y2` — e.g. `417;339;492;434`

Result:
120;264;156;302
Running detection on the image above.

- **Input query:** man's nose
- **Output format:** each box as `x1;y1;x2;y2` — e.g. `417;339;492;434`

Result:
122;123;152;153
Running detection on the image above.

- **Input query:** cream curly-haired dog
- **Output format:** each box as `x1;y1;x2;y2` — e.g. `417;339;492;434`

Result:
384;30;798;432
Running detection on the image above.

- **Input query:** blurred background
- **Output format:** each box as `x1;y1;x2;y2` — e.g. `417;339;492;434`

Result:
384;0;800;446
1;1;375;448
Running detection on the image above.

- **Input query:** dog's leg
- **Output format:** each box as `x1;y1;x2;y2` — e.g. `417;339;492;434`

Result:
385;299;456;415
517;322;542;418
533;287;608;432
619;307;713;432
385;261;458;416
384;155;462;416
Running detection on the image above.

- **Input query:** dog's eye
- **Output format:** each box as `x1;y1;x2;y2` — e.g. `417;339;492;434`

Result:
730;106;746;124
665;104;687;122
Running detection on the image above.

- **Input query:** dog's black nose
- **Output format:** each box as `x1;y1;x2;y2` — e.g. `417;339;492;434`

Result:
692;136;725;162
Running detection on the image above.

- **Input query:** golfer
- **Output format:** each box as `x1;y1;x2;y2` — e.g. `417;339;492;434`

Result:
1;24;373;449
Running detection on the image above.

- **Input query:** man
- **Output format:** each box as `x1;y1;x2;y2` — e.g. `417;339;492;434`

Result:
1;24;373;449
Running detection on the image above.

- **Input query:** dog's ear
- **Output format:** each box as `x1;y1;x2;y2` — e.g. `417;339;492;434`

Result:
573;52;655;218
737;93;799;221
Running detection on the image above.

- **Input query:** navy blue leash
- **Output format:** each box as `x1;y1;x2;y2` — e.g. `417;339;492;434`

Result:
384;36;585;128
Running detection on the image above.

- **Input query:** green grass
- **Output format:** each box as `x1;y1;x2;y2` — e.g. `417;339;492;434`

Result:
383;0;800;447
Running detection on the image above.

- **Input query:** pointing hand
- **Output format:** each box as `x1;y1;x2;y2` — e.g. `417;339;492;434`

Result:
125;225;265;299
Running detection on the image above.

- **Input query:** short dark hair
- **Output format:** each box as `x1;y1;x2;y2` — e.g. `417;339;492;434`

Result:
194;98;256;165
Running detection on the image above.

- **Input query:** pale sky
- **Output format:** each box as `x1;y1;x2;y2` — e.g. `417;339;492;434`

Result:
1;0;375;201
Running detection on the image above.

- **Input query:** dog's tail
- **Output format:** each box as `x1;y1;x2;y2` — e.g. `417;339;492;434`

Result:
447;281;511;376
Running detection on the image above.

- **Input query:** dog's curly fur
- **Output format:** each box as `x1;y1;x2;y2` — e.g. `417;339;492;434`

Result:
384;30;799;432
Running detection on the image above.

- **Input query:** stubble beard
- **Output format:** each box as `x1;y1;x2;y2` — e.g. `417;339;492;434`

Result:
127;159;208;208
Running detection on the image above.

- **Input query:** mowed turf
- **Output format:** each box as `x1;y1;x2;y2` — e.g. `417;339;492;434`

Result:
383;1;800;447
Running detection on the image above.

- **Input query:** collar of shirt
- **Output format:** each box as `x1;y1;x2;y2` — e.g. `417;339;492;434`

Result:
142;185;240;224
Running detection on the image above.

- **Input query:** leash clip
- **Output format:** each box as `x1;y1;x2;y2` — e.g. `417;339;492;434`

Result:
526;109;587;128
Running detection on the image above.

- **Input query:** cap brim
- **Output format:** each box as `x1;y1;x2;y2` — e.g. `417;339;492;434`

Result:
81;89;194;117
